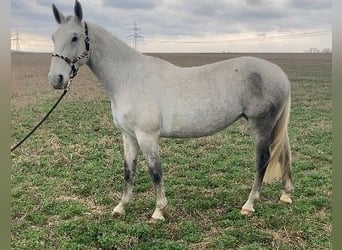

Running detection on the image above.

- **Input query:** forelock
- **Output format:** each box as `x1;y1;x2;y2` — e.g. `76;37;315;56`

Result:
62;16;74;24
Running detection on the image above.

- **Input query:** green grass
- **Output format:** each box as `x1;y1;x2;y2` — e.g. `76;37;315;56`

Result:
11;55;331;249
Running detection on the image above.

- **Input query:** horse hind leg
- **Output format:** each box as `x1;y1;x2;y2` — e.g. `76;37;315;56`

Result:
112;134;140;216
266;100;293;204
242;98;293;215
279;135;293;204
241;121;272;215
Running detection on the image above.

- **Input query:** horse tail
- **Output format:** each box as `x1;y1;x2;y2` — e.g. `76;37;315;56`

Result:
263;95;291;184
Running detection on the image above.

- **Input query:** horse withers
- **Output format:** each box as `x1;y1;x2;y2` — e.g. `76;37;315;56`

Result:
49;0;293;221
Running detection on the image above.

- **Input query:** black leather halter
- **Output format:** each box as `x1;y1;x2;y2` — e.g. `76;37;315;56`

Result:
51;22;90;79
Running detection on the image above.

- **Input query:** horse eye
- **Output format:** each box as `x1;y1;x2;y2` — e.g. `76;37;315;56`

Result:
71;36;78;42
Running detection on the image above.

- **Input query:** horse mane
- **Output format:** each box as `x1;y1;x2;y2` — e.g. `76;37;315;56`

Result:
87;22;141;62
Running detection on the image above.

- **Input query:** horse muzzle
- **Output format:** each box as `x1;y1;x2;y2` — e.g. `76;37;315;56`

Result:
48;73;70;89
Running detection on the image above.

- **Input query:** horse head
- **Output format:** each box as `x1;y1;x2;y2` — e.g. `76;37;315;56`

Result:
48;0;90;89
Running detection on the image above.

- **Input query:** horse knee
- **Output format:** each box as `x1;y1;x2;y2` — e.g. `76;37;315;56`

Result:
149;163;162;184
123;159;137;182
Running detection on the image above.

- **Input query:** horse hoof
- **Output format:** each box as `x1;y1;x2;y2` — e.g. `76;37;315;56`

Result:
279;194;292;204
112;211;124;217
112;204;125;217
149;217;165;224
240;209;254;216
151;209;165;221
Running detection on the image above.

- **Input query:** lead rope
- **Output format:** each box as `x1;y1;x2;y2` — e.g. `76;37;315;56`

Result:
11;22;90;152
11;84;70;152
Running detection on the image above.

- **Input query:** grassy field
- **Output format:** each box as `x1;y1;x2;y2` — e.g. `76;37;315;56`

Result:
11;52;332;249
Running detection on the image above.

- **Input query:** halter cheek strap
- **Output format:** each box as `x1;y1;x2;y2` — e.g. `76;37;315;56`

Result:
52;22;90;80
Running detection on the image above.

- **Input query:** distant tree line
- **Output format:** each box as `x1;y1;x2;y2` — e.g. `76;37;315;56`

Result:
305;48;331;53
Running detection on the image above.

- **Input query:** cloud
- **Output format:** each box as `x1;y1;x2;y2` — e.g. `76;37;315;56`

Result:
243;0;273;7
11;0;54;34
11;0;332;52
102;0;161;10
11;0;50;18
288;0;332;10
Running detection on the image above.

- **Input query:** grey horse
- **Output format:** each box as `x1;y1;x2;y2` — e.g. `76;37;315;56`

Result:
49;1;293;221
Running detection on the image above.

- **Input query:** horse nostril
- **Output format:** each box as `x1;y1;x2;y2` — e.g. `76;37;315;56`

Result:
58;74;63;83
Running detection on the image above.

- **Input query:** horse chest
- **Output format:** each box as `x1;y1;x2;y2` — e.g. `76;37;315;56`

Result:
110;101;136;135
116;116;137;138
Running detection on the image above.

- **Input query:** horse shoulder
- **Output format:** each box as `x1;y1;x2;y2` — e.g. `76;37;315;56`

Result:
113;88;162;136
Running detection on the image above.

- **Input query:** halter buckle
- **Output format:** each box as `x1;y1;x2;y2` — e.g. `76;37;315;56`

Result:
65;79;72;90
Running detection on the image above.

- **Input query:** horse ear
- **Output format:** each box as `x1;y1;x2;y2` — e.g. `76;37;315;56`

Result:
52;4;65;24
74;0;83;22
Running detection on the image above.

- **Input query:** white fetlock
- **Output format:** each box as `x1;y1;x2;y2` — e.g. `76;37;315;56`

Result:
240;207;255;216
241;202;255;216
280;192;292;204
112;203;125;216
151;208;165;221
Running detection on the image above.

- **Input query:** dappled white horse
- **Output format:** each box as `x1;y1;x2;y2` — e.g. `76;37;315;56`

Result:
49;1;293;221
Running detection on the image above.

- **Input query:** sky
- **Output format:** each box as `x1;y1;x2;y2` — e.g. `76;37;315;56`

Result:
11;0;332;53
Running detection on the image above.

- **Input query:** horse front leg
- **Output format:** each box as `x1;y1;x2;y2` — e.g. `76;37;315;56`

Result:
147;153;167;221
112;134;140;216
136;131;168;221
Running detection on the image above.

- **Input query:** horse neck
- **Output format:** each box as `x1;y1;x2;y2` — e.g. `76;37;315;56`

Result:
86;23;142;94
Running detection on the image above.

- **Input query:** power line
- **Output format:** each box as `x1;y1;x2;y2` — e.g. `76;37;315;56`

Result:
283;20;331;29
11;30;22;51
10;19;331;51
127;21;144;51
143;19;331;45
145;30;331;44
235;19;331;35
11;32;53;49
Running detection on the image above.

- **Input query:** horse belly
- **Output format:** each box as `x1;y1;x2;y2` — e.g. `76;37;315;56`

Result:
160;104;242;138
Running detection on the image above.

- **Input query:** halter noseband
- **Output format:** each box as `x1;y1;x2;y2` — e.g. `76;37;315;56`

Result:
51;22;90;80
